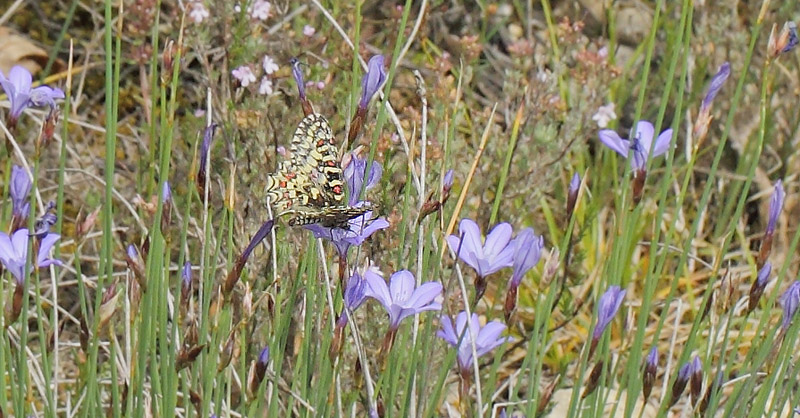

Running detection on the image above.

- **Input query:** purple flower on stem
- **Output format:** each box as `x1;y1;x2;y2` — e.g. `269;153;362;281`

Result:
33;202;58;237
0;66;64;127
759;179;784;266
196;123;217;195
447;219;515;278
567;172;580;216
748;261;771;314
643;347;658;399
343;153;382;205
588;285;626;359
10;165;31;219
598;121;673;171
437;311;514;374
766;179;785;236
305;205;389;256
443;169;455;190
364;269;442;331
509;228;544;288
780;281;800;331
359;55;387;110
161;181;172;203
690;356;703;405
701;62;731;111
505;228;544;320
290;58;306;100
0;229;62;284
670;360;693;406
337;268;372;328
593;286;626;340
695;63;731;141
782;22;799;53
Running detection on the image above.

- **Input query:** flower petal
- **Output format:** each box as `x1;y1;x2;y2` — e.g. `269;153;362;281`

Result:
632;121;655;154
458;218;484;259
484;223;513;258
388;270;416;303
652;128;673;157
437;314;458;345
404;281;443;309
598;130;630;157
364;269;392;311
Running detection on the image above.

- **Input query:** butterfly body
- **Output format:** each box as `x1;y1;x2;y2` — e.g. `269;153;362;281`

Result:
265;113;371;228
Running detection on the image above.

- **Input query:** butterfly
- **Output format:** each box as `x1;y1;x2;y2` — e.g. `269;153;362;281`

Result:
265;113;372;228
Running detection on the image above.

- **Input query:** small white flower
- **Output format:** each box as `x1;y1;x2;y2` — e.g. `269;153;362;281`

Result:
188;2;209;24
232;66;256;87
262;55;279;75
592;103;617;128
259;77;273;95
316;81;325;89
303;25;316;37
250;0;271;20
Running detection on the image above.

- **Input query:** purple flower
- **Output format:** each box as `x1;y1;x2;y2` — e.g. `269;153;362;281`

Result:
127;244;138;260
162;181;172;203
509;228;544;288
0;229;63;284
257;346;270;366
290;58;306;101
232;65;256;87
783;22;799;53
646;346;658;369
364;269;442;330
567;172;581;215
443;169;455;189
359;55;386;109
701;62;731;111
0;66;64;123
598;121;673;171
780;280;800;330
33;202;58;237
447;219;515;278
437;311;514;373
344;153;382;205
337;267;372;327
569;172;580;195
10;165;31;219
592;286;626;340
182;261;192;286
767;179;785;235
304;204;390;256
749;261;772;314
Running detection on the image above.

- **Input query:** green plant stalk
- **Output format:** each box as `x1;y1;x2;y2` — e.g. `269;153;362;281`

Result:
83;0;121;413
489;103;523;226
615;2;692;415
630;6;763;415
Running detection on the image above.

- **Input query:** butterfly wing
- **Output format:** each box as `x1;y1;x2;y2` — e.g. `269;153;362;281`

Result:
265;113;372;228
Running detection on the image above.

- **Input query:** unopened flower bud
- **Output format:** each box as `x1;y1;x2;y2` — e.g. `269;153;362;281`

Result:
581;360;604;399
748;261;771;314
643;347;658;399
669;361;692;406
768;22;799;58
567;172;580;217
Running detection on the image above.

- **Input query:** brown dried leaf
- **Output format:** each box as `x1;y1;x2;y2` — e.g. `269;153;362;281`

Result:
0;27;61;75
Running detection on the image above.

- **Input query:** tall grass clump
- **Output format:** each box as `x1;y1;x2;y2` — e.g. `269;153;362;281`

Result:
0;0;799;417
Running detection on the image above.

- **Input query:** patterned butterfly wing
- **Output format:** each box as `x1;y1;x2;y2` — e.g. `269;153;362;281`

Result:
264;113;371;228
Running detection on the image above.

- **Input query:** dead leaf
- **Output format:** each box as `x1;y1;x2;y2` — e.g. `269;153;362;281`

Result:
0;27;64;75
